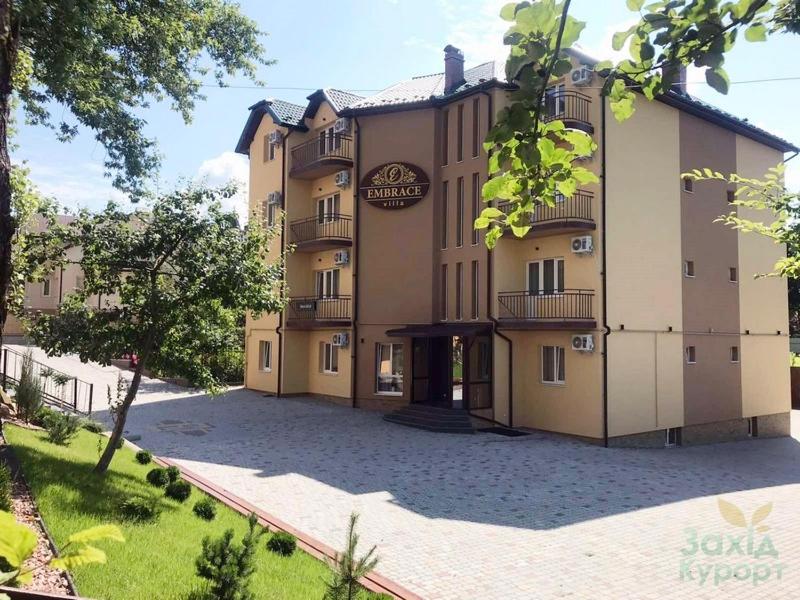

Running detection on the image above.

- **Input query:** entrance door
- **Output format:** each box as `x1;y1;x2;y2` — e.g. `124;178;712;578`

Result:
411;337;451;406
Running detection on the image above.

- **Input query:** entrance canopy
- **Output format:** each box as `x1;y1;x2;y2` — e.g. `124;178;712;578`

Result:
386;322;492;338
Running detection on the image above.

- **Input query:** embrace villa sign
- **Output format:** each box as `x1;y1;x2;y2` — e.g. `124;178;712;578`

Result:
359;162;430;209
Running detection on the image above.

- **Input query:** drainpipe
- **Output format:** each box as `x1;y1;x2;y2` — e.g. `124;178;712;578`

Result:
601;94;610;448
350;117;361;408
480;89;514;429
276;129;294;398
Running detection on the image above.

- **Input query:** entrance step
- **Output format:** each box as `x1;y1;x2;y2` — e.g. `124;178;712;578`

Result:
383;405;475;434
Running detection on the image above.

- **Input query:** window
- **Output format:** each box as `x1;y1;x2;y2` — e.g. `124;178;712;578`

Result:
456;177;464;247
456;103;464;162
748;417;758;438
75;274;84;291
376;343;403;394
471;260;479;319
262;199;277;228
684;260;695;278
269;140;276;161
319;127;339;156
441;264;448;320
317;193;341;224
455;262;463;320
683;177;694;193
259;340;272;371
729;267;738;282
541;345;565;384
42;276;52;297
315;269;340;298
685;346;696;364
441;181;448;249
544;84;566;118
471;98;480;158
471;173;480;245
727;189;736;203
442;110;449;166
730;346;740;363
527;258;564;295
321;342;338;374
665;427;680;447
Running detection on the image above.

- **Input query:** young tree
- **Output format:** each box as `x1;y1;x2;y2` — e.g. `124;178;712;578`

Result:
26;184;285;473
323;513;379;600
0;0;269;348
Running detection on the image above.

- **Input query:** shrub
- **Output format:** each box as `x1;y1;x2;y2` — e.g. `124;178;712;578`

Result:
32;405;56;427
81;420;104;434
195;513;264;600
192;497;217;521
323;513;379;600
15;351;43;424
0;462;12;512
146;467;170;487
135;450;153;465
44;411;82;446
119;497;159;522
165;479;192;503
166;465;181;482
266;531;296;557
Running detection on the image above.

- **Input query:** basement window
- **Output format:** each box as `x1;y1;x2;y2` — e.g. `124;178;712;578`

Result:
684;260;695;278
727;189;736;203
685;346;696;364
683;177;694;193
665;427;681;448
729;267;738;282
748;417;758;438
730;346;739;363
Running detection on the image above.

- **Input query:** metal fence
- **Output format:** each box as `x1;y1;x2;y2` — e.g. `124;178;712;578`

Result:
497;289;594;321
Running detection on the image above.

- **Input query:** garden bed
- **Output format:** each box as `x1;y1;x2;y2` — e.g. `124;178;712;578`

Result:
2;423;331;600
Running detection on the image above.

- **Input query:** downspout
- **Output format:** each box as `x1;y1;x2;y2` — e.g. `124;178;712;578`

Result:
601;94;610;448
276;129;294;398
480;89;514;429
350;117;361;408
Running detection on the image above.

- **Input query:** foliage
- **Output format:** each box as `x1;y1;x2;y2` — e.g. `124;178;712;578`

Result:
135;450;153;465
43;411;82;446
166;465;182;483
476;0;599;246
146;468;171;488
0;463;11;513
25;184;287;473
323;513;379;600
118;497;159;523
0;510;123;589
14;350;43;424
165;480;192;503
82;420;104;434
194;513;266;600
31;405;55;427
193;497;218;521
266;532;297;557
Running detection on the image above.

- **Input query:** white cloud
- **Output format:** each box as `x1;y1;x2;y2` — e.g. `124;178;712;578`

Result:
194;151;250;223
438;0;509;65
575;18;638;64
20;160;131;213
786;161;800;193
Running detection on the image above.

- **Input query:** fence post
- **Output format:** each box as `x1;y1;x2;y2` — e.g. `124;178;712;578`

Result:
88;383;94;415
73;377;79;411
2;348;6;391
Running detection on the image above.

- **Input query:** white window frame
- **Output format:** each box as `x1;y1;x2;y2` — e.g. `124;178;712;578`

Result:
322;342;338;374
259;340;272;372
527;258;565;295
316;268;340;299
545;83;566;117
541;345;566;385
376;342;403;395
729;267;738;283
42;277;52;298
317;193;340;224
685;346;697;364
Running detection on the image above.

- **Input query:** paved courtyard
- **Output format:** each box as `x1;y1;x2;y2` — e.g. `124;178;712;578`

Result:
10;345;800;599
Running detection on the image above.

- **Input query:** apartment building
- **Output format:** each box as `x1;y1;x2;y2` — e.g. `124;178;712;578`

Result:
235;45;796;446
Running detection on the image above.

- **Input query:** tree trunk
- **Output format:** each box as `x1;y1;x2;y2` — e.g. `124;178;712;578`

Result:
0;0;18;352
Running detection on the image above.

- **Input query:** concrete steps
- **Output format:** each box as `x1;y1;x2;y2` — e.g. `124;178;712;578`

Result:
383;404;475;434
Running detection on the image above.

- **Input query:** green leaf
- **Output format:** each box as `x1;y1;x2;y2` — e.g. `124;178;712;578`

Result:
626;0;645;10
705;67;730;94
499;2;518;21
482;174;519;201
67;525;125;545
556;179;577;198
612;25;638;51
480;207;505;219
50;545;107;571
0;512;37;569
744;24;767;42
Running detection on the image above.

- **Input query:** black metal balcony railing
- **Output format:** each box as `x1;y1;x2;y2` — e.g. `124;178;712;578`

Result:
542;90;592;129
290;214;352;245
498;190;593;226
288;295;351;321
498;289;594;321
290;134;353;173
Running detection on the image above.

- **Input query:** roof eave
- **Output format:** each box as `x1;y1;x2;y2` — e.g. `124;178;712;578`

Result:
235;102;307;156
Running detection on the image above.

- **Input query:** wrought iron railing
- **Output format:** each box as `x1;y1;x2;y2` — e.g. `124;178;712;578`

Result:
290;134;353;172
497;190;593;226
0;347;94;414
542;90;592;127
287;296;352;321
290;214;352;245
498;289;594;321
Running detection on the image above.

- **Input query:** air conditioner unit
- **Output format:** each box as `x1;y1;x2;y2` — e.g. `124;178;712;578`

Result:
333;117;351;134
571;65;593;87
571;334;594;352
571;235;593;254
333;250;350;266
332;332;350;347
334;170;351;188
267;191;283;206
268;131;283;145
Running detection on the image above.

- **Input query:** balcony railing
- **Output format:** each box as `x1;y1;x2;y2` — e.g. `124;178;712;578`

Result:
290;214;352;247
287;295;351;322
542;90;593;132
290;134;353;176
498;289;594;322
498;190;593;227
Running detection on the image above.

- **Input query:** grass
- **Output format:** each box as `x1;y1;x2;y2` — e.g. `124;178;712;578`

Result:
3;424;330;600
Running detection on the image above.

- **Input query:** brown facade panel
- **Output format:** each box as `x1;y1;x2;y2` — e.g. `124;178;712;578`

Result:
682;334;742;425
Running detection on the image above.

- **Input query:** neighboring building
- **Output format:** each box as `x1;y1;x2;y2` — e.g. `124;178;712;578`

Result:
235;45;796;446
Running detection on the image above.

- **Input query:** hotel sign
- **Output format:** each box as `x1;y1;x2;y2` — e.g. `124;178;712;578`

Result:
359;162;430;209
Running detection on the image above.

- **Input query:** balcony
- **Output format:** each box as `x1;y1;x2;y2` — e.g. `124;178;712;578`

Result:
289;214;352;252
543;90;594;134
497;190;595;238
290;134;353;179
497;289;596;330
287;295;352;328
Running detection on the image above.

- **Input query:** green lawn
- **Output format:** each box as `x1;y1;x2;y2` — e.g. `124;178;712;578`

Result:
4;424;330;600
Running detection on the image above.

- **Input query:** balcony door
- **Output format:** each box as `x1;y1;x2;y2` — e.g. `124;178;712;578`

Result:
317;193;340;224
316;268;340;299
526;258;564;320
318;127;341;156
544;84;566;119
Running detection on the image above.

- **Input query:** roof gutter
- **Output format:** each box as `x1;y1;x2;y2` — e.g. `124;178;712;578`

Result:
276;128;293;398
601;94;610;448
350;117;362;409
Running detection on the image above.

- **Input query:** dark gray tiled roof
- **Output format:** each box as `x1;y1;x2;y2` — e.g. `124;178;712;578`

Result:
267;98;307;128
325;89;365;112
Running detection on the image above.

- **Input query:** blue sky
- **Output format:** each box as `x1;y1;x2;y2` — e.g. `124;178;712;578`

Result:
12;0;800;218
